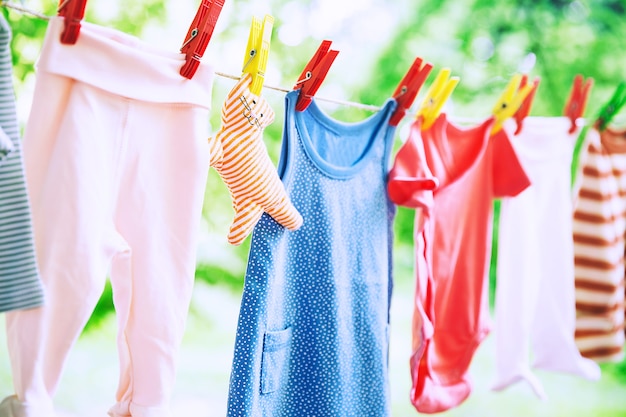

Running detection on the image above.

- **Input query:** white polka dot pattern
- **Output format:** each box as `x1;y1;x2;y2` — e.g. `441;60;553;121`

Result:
226;92;398;416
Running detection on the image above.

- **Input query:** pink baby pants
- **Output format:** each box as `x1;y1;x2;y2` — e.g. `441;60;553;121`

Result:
4;17;213;417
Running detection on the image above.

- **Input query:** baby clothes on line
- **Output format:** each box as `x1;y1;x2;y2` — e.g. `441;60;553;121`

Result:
389;114;530;413
226;91;398;417
0;14;44;313
493;117;600;399
3;16;213;417
208;73;302;245
573;126;626;363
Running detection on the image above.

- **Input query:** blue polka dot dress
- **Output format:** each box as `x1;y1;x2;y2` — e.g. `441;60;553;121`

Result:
226;91;398;417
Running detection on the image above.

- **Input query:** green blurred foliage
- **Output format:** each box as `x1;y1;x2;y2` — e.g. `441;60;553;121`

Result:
356;0;626;119
87;280;115;329
195;262;246;292
2;8;47;82
603;357;626;384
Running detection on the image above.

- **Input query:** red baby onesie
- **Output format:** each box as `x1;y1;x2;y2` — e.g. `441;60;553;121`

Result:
388;114;530;413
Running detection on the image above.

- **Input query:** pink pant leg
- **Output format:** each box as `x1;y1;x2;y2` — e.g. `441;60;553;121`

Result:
107;101;210;417
6;73;128;416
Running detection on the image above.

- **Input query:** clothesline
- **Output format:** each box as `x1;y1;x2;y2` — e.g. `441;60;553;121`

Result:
1;1;49;19
213;71;383;112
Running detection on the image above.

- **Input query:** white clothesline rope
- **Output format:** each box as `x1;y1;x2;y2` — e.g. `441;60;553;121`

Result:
214;71;383;112
2;1;49;19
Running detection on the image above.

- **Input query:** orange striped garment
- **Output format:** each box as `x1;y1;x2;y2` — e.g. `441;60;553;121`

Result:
208;73;303;245
573;127;626;362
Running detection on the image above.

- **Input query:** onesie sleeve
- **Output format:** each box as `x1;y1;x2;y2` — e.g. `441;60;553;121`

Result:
491;128;531;198
388;121;439;215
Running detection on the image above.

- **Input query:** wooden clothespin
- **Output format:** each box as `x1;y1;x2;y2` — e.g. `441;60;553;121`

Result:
491;74;534;135
180;0;225;80
388;57;433;127
241;15;274;96
293;40;339;112
596;82;626;131
512;74;540;135
415;68;459;130
564;75;594;134
57;0;87;45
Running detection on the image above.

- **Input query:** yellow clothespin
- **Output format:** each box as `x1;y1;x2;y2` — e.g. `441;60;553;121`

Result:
491;74;533;135
415;68;460;130
242;15;274;96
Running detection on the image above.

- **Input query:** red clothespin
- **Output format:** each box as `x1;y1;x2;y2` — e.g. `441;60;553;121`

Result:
512;74;540;135
564;74;594;134
180;0;225;80
57;0;88;45
293;40;339;112
389;57;433;126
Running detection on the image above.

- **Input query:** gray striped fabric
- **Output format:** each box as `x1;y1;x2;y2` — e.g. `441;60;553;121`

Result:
0;128;13;158
0;15;44;312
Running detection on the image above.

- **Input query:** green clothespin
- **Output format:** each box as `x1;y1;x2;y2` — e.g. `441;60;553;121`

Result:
571;82;626;188
596;82;626;131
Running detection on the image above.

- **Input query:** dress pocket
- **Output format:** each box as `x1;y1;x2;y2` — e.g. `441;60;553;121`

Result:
260;326;293;395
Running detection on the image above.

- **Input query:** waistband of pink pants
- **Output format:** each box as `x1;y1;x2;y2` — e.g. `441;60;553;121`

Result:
37;16;214;108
